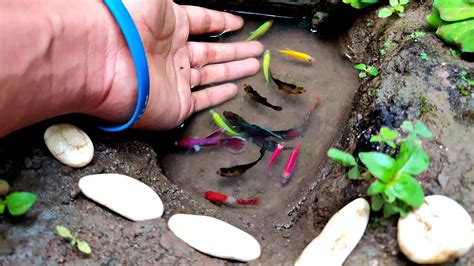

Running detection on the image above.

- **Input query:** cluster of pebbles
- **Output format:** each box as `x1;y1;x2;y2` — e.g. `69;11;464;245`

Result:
43;123;473;263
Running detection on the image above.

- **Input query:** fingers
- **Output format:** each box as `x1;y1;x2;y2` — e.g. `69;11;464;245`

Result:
188;41;264;68
190;58;260;87
181;5;243;35
192;83;238;113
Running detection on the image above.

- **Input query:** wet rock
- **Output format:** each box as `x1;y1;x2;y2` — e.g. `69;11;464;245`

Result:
78;174;164;221
44;124;93;168
168;214;261;262
295;198;370;266
398;195;473;264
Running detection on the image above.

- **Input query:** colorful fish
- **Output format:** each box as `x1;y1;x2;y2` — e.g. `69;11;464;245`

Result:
266;143;284;176
272;96;320;139
245;20;273;41
244;84;282;111
223;111;282;139
217;148;265;177
204;191;260;206
271;73;306;95
278;49;314;63
263;50;271;83
281;143;301;185
209;109;241;136
175;128;246;153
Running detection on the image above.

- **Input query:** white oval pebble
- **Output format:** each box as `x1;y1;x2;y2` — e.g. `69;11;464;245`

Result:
44;123;93;168
295;198;370;266
398;195;473;264
168;214;261;262
78;174;163;221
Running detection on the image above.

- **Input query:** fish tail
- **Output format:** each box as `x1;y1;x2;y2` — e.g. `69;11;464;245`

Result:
269;104;283;111
236;197;260;206
219;137;247;154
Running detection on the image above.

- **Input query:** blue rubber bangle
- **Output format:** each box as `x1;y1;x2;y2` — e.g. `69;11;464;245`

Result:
99;0;150;132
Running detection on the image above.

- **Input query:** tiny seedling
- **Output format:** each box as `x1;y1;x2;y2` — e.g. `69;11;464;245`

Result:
450;48;461;57
354;64;379;78
0;179;36;216
378;0;409;18
420;52;429;61
380;41;398;56
457;70;474;96
56;225;92;255
328;121;432;218
407;31;426;40
368;87;380;96
343;0;381;9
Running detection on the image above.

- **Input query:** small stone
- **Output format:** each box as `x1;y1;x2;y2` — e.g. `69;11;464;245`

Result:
398;195;473;264
168;214;261;262
44;124;93;168
295;198;370;266
78;174;163;221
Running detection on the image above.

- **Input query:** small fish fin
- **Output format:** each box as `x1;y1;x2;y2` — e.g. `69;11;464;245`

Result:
219;137;247;154
236;197;260;206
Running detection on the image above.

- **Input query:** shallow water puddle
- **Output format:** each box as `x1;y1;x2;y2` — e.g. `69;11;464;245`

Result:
159;21;358;216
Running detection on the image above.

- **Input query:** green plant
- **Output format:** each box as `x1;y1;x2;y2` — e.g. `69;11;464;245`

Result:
56;225;92;255
0;179;36;216
327;121;432;218
378;0;409;18
370;127;398;148
407;31;426;40
450;48;462;57
380;41;398;56
427;0;474;53
354;64;379;78
420;52;430;61
457;70;474;96
343;0;381;9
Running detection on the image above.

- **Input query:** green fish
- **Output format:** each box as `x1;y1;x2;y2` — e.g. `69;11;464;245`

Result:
263;49;271;83
209;109;241;136
245;20;273;41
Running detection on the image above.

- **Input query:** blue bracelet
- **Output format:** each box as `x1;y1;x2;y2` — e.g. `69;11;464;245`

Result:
99;0;150;132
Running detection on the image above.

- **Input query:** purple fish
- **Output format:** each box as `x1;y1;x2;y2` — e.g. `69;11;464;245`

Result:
175;128;246;153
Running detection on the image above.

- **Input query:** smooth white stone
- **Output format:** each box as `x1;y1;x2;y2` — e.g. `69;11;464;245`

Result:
78;174;163;221
44;124;93;168
168;214;261;262
295;198;370;266
398;195;473;264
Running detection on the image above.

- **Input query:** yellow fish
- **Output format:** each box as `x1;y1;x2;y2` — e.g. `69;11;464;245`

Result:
278;49;314;63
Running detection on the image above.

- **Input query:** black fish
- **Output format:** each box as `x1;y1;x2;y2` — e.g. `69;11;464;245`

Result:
217;148;266;177
271;74;306;95
223;111;282;139
244;84;282;111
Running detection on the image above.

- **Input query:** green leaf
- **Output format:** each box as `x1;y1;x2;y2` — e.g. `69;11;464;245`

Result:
327;148;357;167
387;173;424;207
348;166;361;180
5;192;37;216
358;152;397;183
414;121;432;138
435;0;474;22
77;240;92;255
359;72;367;78
371;195;384;211
378;8;394;18
380;127;398;140
0;200;5;214
427;7;444;29
370;135;382;142
389;0;399;6
399;0;409;5
71;239;77;246
56;225;74;239
400;121;414;133
384;188;397;203
396;141;430;176
394;5;405;13
450;48;462;57
383;202;399;218
386;140;397;149
354;63;367;71
368;180;387;195
367;66;379;76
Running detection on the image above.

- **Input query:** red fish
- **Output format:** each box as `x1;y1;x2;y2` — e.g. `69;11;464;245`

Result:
204;191;260;206
266;143;284;176
175;128;246;153
281;143;301;185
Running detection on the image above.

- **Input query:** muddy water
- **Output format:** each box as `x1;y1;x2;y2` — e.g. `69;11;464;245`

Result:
160;21;358;218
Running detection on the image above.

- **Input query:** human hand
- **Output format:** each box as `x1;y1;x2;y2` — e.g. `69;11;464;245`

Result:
95;0;263;130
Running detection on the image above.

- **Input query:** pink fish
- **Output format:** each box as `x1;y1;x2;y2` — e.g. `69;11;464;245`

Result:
175;128;246;153
281;143;301;185
266;143;284;176
204;191;260;206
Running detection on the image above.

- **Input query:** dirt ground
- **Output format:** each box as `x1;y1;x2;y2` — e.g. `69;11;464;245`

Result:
1;1;473;265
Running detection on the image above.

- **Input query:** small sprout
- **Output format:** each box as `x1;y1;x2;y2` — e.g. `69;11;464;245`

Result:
457;71;474;96
378;0;409;18
370;127;399;148
450;48;461;57
354;63;379;78
327;148;357;167
384;41;398;48
0;190;37;216
56;225;92;255
420;52;429;61
368;88;379;96
380;49;386;56
408;31;426;40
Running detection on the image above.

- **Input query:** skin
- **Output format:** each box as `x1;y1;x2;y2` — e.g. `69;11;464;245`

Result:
0;0;264;137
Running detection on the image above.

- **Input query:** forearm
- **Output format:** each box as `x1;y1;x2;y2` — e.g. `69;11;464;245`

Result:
0;0;120;137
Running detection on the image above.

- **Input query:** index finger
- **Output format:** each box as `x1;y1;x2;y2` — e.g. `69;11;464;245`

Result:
181;5;244;35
